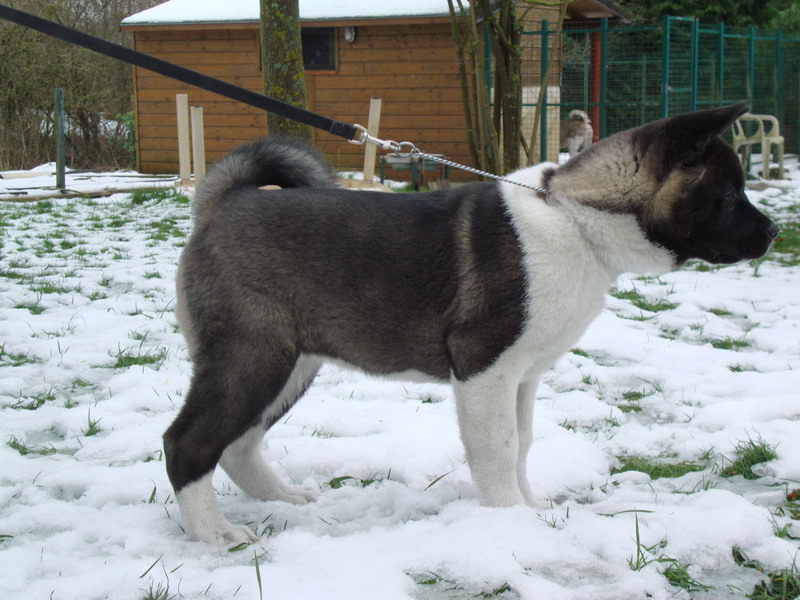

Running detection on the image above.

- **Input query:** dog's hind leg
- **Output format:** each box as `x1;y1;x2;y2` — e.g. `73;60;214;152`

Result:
219;425;318;504
164;347;301;544
219;355;321;504
453;369;526;507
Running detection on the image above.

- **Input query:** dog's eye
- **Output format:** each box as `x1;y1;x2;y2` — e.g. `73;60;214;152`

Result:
683;156;699;168
725;189;741;200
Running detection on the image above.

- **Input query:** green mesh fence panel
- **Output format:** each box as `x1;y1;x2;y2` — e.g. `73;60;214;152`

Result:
523;17;800;158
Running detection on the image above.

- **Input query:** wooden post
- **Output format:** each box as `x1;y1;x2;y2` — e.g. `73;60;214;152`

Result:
362;97;382;183
176;94;191;183
190;106;206;185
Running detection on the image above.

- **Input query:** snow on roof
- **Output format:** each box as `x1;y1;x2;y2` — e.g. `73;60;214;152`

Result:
121;0;453;26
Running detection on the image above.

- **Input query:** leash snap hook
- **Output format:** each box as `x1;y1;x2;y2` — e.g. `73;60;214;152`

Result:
348;124;417;155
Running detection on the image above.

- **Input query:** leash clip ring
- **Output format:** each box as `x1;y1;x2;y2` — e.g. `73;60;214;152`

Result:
348;124;417;155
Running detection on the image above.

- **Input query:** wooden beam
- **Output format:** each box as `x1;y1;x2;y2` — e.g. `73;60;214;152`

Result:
175;94;191;183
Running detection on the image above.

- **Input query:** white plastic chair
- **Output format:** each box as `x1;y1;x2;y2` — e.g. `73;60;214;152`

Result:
731;113;785;179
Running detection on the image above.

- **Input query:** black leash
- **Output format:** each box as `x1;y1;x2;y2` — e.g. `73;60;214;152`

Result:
0;4;358;141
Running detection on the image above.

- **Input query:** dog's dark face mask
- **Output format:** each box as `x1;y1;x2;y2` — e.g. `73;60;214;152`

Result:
637;103;780;265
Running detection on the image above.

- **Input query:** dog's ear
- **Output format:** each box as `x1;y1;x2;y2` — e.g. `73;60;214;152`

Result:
665;102;748;163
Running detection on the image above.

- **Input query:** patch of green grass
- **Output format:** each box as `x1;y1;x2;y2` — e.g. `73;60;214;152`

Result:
611;288;678;313
720;435;778;480
0;269;33;282
747;561;800;600
35;201;53;214
748;573;800;600
709;337;751;351
411;572;517;599
110;345;168;370
627;513;668;571
6;436;57;456
662;561;712;593
769;514;797;541
659;327;681;340
328;473;386;489
15;302;45;315
734;547;763;570
612;456;707;479
616;388;654;412
31;282;71;295
687;260;723;272
60;377;84;396
107;217;132;228
146;217;185;242
139;581;176;600
729;363;761;373
621;390;649;402
7;389;55;410
0;344;40;366
129;187;184;206
775;492;800;521
59;239;79;250
83;410;103;437
130;330;150;342
87;290;109;301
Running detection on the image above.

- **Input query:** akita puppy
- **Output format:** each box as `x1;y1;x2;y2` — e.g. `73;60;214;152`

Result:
559;109;594;156
167;103;778;544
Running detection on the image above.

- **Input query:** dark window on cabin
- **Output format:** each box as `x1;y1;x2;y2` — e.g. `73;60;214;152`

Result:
302;28;335;70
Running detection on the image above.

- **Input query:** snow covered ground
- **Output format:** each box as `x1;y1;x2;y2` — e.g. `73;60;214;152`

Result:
0;159;799;600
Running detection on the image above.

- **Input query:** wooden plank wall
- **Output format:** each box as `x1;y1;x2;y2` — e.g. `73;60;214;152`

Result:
131;22;473;179
312;23;471;176
132;27;265;174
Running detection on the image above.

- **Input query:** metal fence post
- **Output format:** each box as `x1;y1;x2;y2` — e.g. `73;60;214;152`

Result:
689;18;699;111
716;22;725;106
54;88;65;190
540;19;549;161
661;15;671;117
748;25;756;106
599;17;608;138
775;29;784;121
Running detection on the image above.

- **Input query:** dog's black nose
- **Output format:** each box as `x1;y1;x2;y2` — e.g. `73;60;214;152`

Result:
766;222;781;239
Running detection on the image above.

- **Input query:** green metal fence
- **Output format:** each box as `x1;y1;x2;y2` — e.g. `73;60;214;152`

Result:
524;16;800;161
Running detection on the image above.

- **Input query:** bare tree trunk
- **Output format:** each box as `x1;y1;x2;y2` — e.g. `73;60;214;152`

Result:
448;0;507;175
259;0;312;143
448;0;526;176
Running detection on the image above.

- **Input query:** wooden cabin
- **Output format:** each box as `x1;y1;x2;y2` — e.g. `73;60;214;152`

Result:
121;0;625;178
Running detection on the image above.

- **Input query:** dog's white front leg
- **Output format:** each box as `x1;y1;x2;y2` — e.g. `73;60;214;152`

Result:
515;377;539;507
453;372;525;507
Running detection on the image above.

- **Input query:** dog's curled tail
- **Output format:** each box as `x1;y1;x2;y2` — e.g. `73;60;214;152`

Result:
194;136;335;213
568;109;590;123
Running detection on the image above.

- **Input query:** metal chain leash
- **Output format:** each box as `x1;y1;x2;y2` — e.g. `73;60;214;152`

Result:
349;124;551;196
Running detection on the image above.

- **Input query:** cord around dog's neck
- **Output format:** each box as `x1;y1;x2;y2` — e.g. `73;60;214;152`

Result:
412;150;552;198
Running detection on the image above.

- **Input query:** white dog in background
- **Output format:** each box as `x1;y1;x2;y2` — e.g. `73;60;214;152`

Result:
560;109;594;157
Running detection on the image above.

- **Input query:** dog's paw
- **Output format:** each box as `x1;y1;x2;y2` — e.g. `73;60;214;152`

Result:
191;521;258;546
278;483;319;505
